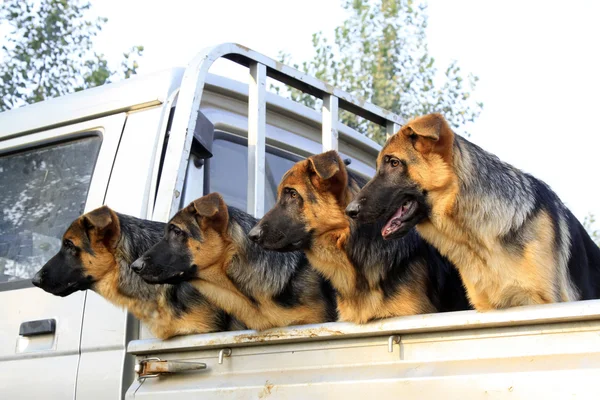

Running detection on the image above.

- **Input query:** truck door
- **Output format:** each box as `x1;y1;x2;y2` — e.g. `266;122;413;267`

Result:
0;115;125;398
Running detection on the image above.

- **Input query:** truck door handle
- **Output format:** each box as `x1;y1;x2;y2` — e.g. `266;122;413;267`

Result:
135;357;207;381
19;319;56;336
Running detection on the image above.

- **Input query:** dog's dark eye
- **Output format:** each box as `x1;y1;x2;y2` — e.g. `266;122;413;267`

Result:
285;188;299;199
169;225;184;236
63;239;77;254
390;159;400;168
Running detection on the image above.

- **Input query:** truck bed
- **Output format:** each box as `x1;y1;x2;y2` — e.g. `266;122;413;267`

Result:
126;299;600;399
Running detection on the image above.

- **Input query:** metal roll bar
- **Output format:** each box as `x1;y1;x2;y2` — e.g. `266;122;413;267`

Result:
153;43;403;221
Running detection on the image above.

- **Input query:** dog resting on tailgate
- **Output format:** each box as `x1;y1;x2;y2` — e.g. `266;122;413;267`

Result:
346;113;600;310
248;151;470;323
33;206;242;339
131;194;337;331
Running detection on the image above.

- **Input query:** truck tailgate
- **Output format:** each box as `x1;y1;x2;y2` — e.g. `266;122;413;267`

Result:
125;300;600;399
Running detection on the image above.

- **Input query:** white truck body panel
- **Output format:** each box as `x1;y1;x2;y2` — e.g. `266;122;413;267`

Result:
0;114;128;398
127;301;600;399
0;68;184;140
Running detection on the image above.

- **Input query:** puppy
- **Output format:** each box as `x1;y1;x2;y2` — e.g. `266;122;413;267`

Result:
347;113;600;309
132;194;337;330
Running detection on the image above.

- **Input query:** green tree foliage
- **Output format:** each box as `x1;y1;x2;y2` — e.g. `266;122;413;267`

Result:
0;0;144;112
583;214;600;247
276;0;482;144
121;45;144;80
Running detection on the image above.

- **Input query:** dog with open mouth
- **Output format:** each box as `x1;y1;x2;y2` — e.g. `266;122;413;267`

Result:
346;113;600;310
249;150;470;323
33;206;242;339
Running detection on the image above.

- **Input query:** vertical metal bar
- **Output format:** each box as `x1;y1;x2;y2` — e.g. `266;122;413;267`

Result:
386;121;400;140
322;94;339;151
247;62;266;218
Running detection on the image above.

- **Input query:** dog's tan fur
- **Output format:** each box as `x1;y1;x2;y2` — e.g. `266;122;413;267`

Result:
382;114;578;309
278;153;436;323
63;208;223;339
169;194;332;330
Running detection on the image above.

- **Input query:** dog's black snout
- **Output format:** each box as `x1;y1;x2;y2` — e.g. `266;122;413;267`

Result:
345;200;362;219
131;258;146;273
248;226;264;243
32;270;43;287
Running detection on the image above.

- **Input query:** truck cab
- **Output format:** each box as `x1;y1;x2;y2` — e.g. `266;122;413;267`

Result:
1;43;599;399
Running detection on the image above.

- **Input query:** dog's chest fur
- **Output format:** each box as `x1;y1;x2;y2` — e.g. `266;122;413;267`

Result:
418;207;576;309
307;231;434;323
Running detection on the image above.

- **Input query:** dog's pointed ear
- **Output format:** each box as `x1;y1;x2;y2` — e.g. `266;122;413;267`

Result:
401;113;454;156
82;206;120;248
308;150;342;180
307;150;348;201
189;193;229;234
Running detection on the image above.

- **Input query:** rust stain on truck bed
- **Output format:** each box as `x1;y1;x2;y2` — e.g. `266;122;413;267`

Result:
258;381;274;398
234;327;345;343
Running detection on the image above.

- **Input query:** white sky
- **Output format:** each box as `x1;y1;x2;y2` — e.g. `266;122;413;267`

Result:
91;0;600;229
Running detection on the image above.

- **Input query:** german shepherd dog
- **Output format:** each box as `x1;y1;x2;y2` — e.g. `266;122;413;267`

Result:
248;151;470;323
131;193;337;331
347;113;600;310
32;206;241;339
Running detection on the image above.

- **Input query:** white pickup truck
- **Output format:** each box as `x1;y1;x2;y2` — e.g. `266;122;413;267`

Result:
1;43;599;400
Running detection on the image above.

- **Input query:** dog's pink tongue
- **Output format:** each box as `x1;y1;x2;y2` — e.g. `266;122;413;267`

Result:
381;207;405;237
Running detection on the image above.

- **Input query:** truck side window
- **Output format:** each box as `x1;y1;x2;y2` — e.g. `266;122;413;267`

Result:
0;136;101;284
209;134;301;212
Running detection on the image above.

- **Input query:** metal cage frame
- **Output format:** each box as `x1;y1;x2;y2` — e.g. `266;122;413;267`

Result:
152;43;403;220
